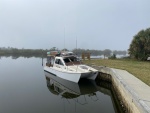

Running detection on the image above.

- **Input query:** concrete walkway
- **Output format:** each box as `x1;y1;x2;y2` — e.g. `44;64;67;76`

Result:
93;66;150;113
113;68;150;113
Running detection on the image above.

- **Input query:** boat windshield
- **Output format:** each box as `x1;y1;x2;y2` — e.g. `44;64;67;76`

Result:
63;57;81;66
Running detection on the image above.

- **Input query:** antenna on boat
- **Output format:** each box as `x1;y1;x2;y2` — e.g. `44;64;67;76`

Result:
76;36;77;55
64;27;65;52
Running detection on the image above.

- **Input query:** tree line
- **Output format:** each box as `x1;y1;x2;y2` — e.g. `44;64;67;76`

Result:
0;47;127;57
0;47;46;57
72;49;126;57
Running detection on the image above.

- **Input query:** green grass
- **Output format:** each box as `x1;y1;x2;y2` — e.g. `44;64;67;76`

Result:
84;59;150;86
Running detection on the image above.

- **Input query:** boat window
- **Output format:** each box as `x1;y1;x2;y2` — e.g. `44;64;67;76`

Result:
63;57;81;66
63;58;70;63
59;60;64;66
64;57;79;63
55;59;64;66
55;59;59;64
70;58;77;62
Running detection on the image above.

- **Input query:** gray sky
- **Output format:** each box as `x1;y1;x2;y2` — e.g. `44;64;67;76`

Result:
0;0;150;50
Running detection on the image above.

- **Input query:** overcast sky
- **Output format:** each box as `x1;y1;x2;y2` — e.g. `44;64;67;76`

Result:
0;0;150;50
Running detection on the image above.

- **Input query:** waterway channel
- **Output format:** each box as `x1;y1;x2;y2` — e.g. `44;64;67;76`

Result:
0;57;123;113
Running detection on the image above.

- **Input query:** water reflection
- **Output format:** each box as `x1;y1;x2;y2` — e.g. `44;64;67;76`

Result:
44;71;119;113
0;55;44;59
45;71;97;99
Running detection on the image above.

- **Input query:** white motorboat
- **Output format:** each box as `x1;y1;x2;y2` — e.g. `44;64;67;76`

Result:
43;51;98;83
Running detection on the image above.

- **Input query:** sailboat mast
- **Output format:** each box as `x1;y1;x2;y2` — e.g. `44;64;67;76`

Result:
76;36;77;55
64;27;65;52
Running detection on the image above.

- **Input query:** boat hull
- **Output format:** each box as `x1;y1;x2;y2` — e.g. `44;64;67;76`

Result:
44;66;98;83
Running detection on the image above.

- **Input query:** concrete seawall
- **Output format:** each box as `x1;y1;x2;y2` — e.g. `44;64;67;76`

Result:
92;66;150;113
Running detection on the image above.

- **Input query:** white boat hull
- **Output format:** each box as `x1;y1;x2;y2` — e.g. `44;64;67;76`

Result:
44;66;98;83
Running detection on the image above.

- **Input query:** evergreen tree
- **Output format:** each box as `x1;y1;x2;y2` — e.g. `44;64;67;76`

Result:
128;28;150;60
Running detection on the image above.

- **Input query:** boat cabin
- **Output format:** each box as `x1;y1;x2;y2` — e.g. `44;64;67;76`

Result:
46;51;82;67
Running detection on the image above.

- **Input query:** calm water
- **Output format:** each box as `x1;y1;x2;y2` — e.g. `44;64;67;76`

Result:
0;57;121;113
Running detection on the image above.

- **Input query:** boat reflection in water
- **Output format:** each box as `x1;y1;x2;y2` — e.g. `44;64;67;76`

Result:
45;71;98;100
44;71;120;113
